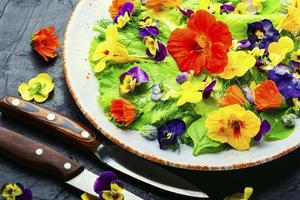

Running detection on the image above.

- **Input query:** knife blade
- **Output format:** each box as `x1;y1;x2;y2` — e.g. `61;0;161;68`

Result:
0;96;208;198
0;127;142;199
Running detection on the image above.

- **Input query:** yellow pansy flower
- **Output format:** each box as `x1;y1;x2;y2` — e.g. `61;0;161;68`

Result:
199;0;221;14
101;181;124;200
1;183;23;200
139;16;156;28
279;0;300;32
18;73;55;103
144;36;159;56
176;81;207;106
268;36;294;66
218;51;256;80
116;12;131;29
119;75;137;95
92;25;134;73
224;187;254;200
205;105;260;151
291;49;300;62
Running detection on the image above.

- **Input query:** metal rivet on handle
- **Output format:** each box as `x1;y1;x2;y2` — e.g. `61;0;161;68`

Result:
35;148;43;156
12;99;20;106
81;131;90;138
64;163;72;170
47;113;56;121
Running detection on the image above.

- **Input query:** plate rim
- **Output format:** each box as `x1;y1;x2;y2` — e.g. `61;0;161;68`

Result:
62;0;300;171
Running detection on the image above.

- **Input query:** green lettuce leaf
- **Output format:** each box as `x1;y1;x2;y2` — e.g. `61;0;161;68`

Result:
187;118;225;156
262;110;295;141
193;97;220;117
260;0;282;15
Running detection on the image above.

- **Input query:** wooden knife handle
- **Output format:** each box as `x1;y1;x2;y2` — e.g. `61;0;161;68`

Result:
0;127;84;181
0;96;101;154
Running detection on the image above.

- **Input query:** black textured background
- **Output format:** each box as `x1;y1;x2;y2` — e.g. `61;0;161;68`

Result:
1;0;300;199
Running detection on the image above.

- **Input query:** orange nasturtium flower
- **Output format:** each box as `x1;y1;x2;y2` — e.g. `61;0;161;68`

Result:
205;105;260;151
144;0;182;11
110;99;136;126
31;26;60;61
254;80;283;111
219;85;246;107
109;0;138;19
167;10;232;75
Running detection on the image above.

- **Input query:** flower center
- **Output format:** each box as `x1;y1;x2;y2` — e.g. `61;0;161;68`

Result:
230;120;242;138
103;50;110;55
255;30;264;39
163;131;173;140
7;188;14;195
293;66;300;78
196;35;211;52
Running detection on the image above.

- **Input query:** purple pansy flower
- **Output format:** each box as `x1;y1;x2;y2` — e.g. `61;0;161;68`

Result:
114;2;134;23
220;4;235;14
138;16;160;38
268;62;300;99
139;26;160;38
146;41;168;62
178;7;194;18
0;183;32;200
254;119;271;141
241;19;280;51
158;119;186;149
203;80;217;99
120;66;149;85
94;171;124;200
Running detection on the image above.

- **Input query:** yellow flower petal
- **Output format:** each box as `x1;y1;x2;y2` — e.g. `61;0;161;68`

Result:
177;92;202;106
92;42;111;61
224;187;253;200
33;93;49;103
218;51;256;80
176;81;204;106
268;37;294;66
106;24;118;44
279;5;300;32
248;47;264;57
144;36;158;55
94;58;107;73
110;56;140;63
119;75;136;94
18;83;33;101
81;193;94;200
227;134;251;151
244;187;253;199
36;73;55;96
114;43;128;56
111;182;124;193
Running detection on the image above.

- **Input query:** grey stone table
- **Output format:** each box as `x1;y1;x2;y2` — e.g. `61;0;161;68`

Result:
1;0;300;199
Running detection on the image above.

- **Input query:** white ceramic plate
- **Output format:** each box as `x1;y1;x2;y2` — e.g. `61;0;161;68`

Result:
63;0;300;170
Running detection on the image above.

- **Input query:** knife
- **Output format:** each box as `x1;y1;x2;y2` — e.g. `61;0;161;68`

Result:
0;96;208;198
0;127;142;199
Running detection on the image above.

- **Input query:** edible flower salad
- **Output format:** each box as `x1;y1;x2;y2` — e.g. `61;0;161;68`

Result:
89;0;300;156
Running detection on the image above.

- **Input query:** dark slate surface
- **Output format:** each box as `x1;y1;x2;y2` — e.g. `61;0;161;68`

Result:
1;0;300;199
